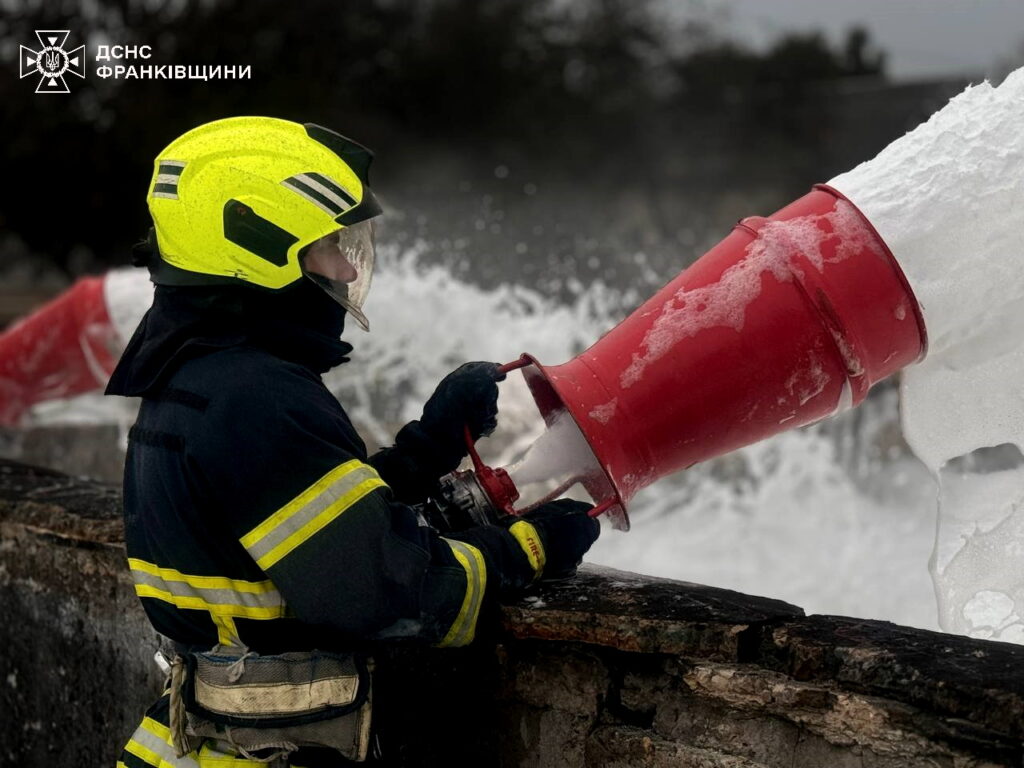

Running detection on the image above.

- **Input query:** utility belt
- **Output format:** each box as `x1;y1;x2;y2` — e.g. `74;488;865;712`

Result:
164;646;373;765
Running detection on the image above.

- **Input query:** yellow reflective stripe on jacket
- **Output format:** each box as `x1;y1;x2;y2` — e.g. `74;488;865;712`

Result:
128;559;286;620
240;459;386;570
508;520;546;580
196;742;257;766
123;715;199;767
437;538;487;648
196;742;285;767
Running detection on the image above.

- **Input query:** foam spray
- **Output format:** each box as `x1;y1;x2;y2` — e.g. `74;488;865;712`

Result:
830;66;1024;641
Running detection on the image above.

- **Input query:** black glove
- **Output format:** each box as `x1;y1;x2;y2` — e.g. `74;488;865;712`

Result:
370;363;504;504
508;499;601;581
420;361;506;449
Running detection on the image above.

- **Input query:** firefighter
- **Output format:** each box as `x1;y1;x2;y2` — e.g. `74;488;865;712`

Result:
106;117;600;767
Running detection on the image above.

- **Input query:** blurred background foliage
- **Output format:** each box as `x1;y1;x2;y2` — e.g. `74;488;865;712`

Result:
0;0;960;292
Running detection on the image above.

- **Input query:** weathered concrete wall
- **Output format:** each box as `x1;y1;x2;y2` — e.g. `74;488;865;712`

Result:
2;458;1022;767
0;460;162;766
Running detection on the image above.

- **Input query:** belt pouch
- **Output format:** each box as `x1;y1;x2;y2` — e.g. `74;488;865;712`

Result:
172;649;372;763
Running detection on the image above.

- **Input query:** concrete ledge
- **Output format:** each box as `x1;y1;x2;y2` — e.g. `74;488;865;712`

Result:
503;566;803;660
2;458;1022;767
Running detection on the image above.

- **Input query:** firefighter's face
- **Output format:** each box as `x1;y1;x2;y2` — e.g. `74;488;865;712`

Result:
299;218;377;331
303;231;359;283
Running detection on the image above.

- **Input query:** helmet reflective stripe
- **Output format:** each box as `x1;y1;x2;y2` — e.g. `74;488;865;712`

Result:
151;160;185;200
281;172;355;218
307;173;356;207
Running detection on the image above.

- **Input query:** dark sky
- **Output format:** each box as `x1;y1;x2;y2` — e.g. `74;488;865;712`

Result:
706;0;1024;80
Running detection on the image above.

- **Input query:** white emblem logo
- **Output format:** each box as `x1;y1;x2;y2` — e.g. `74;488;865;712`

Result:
20;30;85;94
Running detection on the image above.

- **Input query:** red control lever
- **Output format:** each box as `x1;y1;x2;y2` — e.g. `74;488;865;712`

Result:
463;424;519;516
462;356;610;520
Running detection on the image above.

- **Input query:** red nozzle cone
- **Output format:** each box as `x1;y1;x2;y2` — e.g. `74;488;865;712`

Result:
518;186;926;530
0;276;120;425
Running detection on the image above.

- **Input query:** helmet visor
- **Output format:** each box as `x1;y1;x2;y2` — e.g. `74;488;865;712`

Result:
301;219;376;331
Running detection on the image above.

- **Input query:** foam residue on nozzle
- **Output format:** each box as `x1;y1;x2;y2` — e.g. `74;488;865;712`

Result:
619;199;868;389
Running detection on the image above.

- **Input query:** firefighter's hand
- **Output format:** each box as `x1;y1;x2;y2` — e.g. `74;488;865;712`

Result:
508;499;601;581
420;362;506;447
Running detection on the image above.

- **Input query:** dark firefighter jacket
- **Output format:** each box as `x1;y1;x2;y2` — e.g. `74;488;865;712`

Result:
106;281;538;765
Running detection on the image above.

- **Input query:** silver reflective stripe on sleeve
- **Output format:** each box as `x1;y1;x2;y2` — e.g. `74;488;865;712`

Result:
240;459;387;570
436;538;487;648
